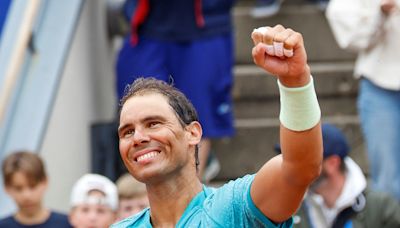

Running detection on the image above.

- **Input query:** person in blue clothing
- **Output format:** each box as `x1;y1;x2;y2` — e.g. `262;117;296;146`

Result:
0;151;72;228
113;24;323;227
115;0;237;182
0;0;11;39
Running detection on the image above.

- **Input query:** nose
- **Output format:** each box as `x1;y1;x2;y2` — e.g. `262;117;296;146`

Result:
20;188;33;204
87;209;98;221
132;128;150;146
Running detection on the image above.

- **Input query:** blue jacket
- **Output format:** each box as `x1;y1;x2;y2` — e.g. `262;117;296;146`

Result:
123;0;236;44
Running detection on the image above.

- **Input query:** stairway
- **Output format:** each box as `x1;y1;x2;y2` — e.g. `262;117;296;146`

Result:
212;0;368;181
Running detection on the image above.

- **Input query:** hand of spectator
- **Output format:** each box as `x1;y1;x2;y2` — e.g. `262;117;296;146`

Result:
251;24;310;87
381;0;398;15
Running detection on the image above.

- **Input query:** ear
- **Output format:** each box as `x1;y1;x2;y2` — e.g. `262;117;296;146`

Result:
185;121;202;146
69;209;77;227
4;185;17;200
42;177;49;189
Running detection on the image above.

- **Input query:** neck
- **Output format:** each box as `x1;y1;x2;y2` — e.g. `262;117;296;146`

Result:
147;170;202;227
316;173;346;208
15;205;50;225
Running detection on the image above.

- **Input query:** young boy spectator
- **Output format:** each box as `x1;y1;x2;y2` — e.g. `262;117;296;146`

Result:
115;173;148;220
0;151;72;228
69;173;118;228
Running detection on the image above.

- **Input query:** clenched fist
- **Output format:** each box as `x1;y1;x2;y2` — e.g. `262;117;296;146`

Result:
251;24;311;88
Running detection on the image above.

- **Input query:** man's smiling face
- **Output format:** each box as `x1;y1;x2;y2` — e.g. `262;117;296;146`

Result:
118;93;198;184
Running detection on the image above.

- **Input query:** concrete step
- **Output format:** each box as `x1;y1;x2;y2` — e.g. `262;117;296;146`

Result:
212;116;368;181
216;61;364;181
234;96;358;119
233;3;356;64
233;62;357;99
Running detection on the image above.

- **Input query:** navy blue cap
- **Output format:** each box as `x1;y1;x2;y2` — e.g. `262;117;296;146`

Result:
274;123;349;159
321;123;349;159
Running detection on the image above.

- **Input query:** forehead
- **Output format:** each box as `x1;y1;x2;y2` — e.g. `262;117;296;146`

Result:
120;93;175;119
9;172;29;184
8;171;40;187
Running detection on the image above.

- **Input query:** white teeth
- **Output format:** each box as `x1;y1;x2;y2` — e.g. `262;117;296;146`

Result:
137;152;159;162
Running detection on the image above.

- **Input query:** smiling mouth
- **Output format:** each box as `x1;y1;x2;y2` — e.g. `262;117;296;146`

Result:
136;151;160;162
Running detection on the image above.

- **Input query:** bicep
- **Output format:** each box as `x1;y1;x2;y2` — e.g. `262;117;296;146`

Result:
251;124;322;223
251;156;307;223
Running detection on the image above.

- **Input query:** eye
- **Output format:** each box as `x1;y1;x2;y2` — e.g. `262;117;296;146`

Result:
81;206;90;213
14;186;23;192
97;207;106;214
148;121;161;128
123;129;135;138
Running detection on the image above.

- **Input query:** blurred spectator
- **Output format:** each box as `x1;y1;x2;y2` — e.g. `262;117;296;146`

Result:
115;0;237;183
326;0;400;201
0;151;72;228
69;173;118;228
277;124;400;227
0;0;11;39
251;0;330;18
115;173;148;220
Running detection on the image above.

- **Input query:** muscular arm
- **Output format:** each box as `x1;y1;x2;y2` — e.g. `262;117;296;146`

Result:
250;25;323;223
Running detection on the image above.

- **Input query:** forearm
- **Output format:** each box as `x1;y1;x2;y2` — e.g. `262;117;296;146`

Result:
280;123;322;186
278;68;322;185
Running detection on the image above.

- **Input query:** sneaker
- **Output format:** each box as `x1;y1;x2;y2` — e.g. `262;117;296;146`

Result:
203;151;221;183
250;0;282;18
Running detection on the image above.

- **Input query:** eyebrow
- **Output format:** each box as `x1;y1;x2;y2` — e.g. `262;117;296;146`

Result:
118;124;130;135
118;115;168;134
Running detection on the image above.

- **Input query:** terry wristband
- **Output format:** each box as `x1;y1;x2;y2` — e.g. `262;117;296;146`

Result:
278;76;321;131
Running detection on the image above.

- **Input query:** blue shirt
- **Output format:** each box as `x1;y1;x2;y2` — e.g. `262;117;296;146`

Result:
0;211;72;228
112;175;293;227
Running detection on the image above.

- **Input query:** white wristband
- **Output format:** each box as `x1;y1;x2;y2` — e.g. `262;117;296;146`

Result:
278;76;321;131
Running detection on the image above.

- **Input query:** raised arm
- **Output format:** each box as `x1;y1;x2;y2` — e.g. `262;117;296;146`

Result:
250;24;323;223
